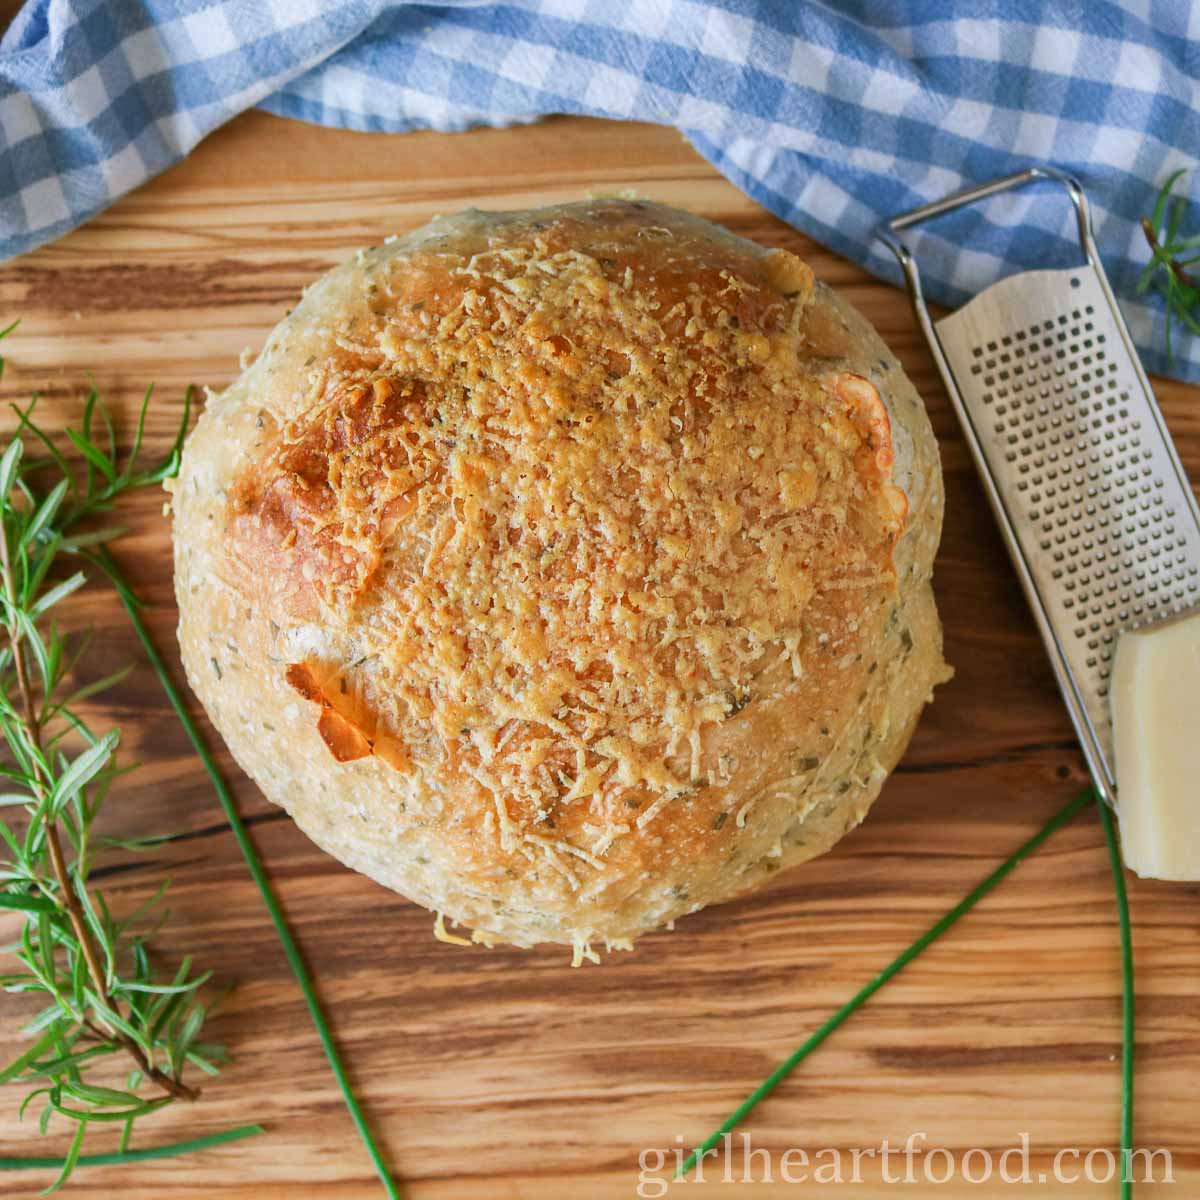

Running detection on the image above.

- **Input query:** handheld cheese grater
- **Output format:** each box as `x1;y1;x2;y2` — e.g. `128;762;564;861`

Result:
877;165;1200;809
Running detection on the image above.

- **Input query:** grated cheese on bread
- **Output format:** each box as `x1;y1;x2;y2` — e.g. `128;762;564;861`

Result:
170;200;950;957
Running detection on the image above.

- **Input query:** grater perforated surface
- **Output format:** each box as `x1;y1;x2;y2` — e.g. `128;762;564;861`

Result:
935;264;1200;792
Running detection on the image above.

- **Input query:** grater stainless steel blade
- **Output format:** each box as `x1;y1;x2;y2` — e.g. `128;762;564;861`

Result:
877;166;1200;807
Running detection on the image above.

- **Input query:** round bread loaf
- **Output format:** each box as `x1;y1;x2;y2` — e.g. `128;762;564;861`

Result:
170;200;950;960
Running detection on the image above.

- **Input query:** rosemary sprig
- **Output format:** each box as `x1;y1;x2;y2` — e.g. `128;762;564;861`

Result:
1139;168;1200;363
0;331;396;1194
0;339;218;1190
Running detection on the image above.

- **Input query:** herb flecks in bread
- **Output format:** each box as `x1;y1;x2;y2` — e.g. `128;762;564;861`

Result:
171;200;949;956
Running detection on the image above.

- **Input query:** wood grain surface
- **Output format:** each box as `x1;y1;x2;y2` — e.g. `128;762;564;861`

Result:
0;108;1197;1200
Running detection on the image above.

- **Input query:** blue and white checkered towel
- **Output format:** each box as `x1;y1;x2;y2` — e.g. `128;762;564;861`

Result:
3;1;1200;381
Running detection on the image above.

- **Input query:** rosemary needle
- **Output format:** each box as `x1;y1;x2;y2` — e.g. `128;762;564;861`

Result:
94;547;403;1200
1098;798;1135;1200
677;787;1093;1178
0;1122;263;1170
1138;168;1200;363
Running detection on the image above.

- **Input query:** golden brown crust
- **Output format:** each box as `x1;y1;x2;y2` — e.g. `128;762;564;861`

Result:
170;200;949;958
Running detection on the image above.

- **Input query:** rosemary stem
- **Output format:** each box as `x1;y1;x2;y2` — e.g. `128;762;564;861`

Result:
97;548;402;1200
0;524;101;984
1141;218;1198;290
677;787;1093;1178
0;517;195;1103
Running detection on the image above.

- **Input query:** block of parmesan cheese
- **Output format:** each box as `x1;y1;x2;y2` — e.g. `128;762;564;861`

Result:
1111;608;1200;880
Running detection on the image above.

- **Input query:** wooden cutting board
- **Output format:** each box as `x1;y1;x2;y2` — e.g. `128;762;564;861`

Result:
0;110;1196;1200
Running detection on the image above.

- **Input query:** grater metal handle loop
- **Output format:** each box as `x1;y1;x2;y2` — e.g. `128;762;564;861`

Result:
875;167;1102;368
880;165;1092;253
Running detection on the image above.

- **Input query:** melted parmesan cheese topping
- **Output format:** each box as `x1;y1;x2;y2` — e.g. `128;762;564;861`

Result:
230;203;905;849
